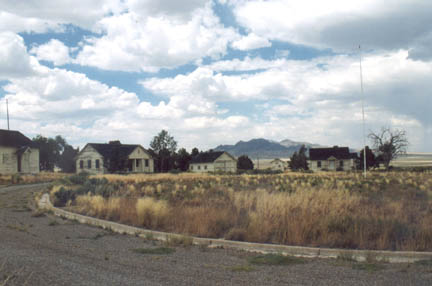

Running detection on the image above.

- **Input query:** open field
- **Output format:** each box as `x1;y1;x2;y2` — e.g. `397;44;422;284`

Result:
391;153;432;168
51;171;432;252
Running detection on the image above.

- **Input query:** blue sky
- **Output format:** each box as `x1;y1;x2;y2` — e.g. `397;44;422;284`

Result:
1;0;432;152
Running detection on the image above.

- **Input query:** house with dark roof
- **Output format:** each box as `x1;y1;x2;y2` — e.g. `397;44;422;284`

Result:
0;129;39;174
75;141;154;174
308;146;358;171
189;151;237;173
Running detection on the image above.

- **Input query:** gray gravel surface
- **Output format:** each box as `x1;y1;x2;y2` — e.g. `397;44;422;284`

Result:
1;183;432;285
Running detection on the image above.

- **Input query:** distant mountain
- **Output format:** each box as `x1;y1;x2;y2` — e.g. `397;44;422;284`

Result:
213;138;319;159
279;139;321;149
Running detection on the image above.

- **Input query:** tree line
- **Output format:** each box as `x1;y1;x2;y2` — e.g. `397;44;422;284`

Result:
33;126;408;173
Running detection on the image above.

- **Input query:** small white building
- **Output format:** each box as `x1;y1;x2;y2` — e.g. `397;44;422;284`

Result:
76;141;154;174
269;158;289;171
308;146;357;171
189;151;237;173
0;129;39;174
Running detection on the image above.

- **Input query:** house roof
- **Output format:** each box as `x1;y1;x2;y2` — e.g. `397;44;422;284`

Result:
84;143;151;160
309;146;357;160
190;151;226;164
0;129;36;148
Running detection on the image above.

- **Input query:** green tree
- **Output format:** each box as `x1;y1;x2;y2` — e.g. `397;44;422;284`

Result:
150;130;178;172
32;135;77;172
358;146;376;170
368;127;408;170
175;148;192;171
58;144;79;173
191;147;200;157
237;155;254;170
289;145;308;171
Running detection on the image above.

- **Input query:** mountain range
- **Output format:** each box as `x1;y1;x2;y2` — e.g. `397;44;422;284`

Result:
213;138;321;159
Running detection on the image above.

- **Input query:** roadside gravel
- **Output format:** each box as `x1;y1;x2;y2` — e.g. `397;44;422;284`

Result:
1;184;432;285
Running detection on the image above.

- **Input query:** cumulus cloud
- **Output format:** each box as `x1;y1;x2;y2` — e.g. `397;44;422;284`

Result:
30;39;71;66
141;50;432;151
0;0;123;32
232;0;432;60
75;3;239;72
0;32;37;79
0;11;62;33
231;33;271;50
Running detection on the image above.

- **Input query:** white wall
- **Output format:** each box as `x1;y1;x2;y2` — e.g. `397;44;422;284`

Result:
76;145;104;174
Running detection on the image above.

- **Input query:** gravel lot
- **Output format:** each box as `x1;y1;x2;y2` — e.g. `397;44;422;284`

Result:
1;183;432;285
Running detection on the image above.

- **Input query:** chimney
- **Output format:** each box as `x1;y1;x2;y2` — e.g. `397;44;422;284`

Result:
109;140;121;145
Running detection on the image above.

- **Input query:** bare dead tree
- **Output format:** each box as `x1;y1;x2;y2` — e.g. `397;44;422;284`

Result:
368;127;408;170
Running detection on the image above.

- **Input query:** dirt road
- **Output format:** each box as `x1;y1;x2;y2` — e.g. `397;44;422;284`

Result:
1;184;432;285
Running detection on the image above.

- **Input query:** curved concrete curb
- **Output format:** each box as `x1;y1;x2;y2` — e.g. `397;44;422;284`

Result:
38;194;432;263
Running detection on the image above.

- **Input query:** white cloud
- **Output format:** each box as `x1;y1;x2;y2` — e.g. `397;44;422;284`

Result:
30;39;71;66
0;0;123;32
231;33;271;51
0;32;37;79
208;56;287;71
125;0;210;19
232;0;432;60
0;11;63;33
75;3;238;72
140;50;432;151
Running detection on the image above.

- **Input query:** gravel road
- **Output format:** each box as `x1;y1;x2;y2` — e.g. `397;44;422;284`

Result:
1;183;432;285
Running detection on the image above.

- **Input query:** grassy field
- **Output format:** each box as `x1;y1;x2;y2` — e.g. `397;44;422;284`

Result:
50;171;432;251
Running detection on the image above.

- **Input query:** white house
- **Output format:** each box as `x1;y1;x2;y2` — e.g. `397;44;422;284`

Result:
76;141;154;174
308;146;358;171
0;129;39;174
189;151;237;173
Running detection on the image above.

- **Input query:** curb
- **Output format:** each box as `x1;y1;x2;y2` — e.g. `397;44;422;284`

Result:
38;194;432;263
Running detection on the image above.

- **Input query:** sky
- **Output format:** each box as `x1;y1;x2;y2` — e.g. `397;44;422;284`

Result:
0;0;431;152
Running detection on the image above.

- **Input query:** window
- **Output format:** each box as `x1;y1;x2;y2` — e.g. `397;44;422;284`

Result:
2;154;8;164
136;160;140;167
198;165;201;170
204;165;207;170
191;165;194;170
317;161;321;168
96;159;100;169
79;160;84;169
145;159;149;167
87;160;92;169
340;161;344;168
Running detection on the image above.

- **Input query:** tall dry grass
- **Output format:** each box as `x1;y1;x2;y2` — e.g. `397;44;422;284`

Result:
65;171;432;251
0;172;67;185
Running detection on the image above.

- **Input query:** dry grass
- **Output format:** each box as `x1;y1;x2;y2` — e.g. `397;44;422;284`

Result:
61;171;432;251
0;172;67;185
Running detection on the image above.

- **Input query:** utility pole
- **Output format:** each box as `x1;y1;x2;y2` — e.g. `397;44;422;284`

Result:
6;99;10;130
359;45;367;178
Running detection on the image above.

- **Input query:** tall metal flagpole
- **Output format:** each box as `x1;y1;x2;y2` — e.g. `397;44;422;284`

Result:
359;45;367;178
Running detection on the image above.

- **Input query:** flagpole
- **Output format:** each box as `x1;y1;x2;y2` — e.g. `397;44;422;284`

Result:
359;45;367;178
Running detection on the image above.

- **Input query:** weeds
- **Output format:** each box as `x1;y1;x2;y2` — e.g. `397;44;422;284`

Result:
352;263;386;272
227;264;255;272
131;247;175;255
248;254;306;265
55;171;432;251
164;235;193;247
48;220;59;226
